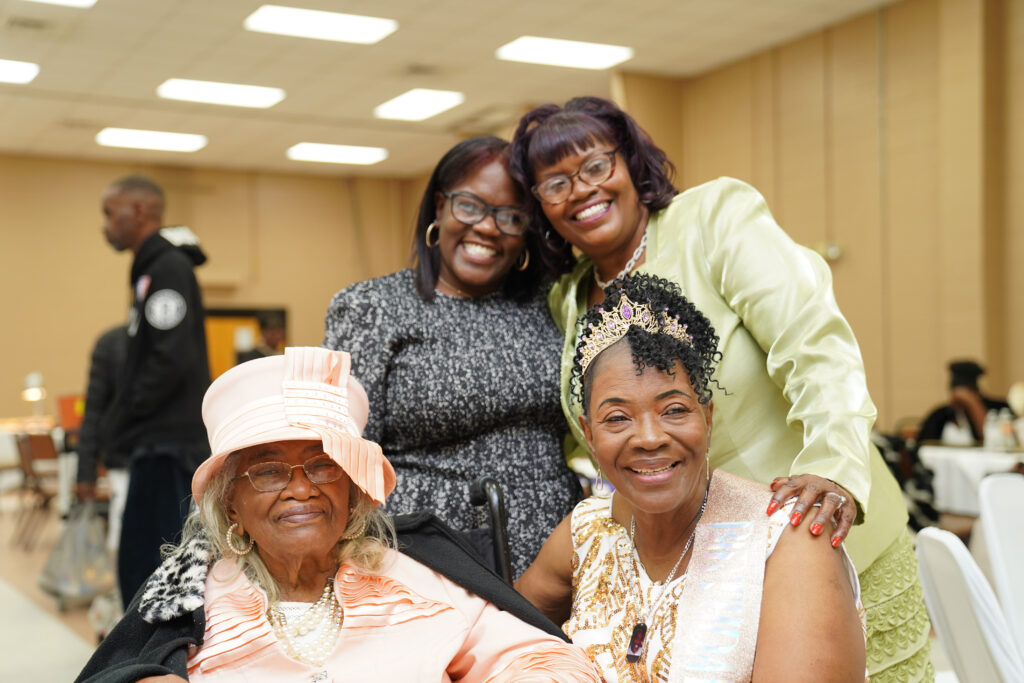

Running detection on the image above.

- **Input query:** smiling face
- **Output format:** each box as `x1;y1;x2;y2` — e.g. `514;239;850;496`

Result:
580;341;712;518
434;158;525;297
226;439;351;567
532;143;647;264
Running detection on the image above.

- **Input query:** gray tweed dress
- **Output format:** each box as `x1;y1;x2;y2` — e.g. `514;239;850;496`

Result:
323;270;582;577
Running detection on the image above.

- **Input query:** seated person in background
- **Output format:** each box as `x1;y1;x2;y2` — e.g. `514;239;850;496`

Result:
76;347;599;682
235;312;285;364
516;274;866;681
917;360;1013;445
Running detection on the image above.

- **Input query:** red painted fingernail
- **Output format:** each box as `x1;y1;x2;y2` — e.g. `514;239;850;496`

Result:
831;536;842;548
766;500;779;515
810;522;823;535
789;511;802;526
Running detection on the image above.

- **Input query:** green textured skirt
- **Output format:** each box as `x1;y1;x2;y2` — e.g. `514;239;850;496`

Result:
860;528;934;682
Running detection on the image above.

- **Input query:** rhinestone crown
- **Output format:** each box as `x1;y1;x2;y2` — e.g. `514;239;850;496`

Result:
578;293;692;375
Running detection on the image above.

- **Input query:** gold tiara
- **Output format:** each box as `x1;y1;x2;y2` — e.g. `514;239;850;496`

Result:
578;293;692;375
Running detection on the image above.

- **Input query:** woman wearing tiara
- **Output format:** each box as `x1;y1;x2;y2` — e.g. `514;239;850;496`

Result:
323;136;581;578
517;274;866;681
510;96;930;680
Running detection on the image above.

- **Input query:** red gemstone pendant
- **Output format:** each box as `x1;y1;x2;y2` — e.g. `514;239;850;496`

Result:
625;622;648;663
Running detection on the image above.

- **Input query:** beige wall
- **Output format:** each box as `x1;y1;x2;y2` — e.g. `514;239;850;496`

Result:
1;155;422;418
3;0;1021;432
614;0;1022;430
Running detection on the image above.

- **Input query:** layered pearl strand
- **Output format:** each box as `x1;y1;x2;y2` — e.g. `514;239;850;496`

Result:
268;578;343;667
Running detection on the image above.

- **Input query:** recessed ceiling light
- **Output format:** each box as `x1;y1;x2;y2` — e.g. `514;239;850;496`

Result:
374;89;465;121
95;128;207;152
244;5;397;44
286;143;388;165
496;36;634;70
157;78;285;108
21;0;98;7
0;59;40;84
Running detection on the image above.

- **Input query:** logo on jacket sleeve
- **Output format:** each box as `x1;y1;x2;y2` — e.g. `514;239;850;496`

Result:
145;289;187;330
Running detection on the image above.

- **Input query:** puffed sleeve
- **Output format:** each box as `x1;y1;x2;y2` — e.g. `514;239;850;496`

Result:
695;178;876;512
322;279;393;443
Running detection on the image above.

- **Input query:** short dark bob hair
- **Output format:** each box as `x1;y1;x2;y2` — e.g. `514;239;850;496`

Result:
574;273;723;414
411;135;551;302
509;97;678;277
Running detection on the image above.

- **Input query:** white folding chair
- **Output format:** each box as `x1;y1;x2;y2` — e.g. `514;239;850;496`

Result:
916;527;1024;682
979;474;1024;652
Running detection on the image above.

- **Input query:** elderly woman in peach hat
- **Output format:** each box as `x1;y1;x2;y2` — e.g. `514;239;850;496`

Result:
76;347;598;682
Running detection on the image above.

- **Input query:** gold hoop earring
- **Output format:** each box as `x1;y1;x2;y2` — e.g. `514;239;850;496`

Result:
704;450;711;482
226;522;255;556
424;221;440;248
516;248;530;271
341;515;368;541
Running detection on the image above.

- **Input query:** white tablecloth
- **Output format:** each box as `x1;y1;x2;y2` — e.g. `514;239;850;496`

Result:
919;445;1021;516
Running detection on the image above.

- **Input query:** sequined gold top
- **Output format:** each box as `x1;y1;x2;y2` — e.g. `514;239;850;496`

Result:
564;486;799;681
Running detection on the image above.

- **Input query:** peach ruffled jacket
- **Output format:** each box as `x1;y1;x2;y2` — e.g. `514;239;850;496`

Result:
187;550;599;682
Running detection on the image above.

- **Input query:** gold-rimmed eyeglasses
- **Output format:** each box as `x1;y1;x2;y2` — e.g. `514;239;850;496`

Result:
231;454;344;492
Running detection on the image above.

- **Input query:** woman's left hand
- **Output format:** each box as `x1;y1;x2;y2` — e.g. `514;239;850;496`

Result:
767;475;855;548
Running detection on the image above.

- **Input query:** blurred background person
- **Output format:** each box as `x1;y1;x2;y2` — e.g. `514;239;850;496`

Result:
323;136;582;578
99;175;211;609
236;311;286;365
74;323;130;554
916;359;1015;446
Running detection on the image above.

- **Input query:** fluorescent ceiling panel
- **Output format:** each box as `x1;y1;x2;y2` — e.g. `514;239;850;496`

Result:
0;59;40;84
244;5;397;44
21;0;97;6
374;89;465;121
496;36;634;70
96;128;207;152
287;143;388;165
157;78;285;108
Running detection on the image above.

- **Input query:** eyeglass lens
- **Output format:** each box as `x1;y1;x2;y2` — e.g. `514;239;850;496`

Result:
447;193;528;235
535;151;616;203
242;455;343;492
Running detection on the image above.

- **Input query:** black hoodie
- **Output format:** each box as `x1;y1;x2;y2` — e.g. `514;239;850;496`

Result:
106;228;211;459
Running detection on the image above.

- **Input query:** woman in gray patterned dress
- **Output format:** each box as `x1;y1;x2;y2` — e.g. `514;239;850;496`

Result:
323;136;582;578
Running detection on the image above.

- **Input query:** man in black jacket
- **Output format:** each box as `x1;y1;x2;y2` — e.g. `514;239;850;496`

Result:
100;175;211;608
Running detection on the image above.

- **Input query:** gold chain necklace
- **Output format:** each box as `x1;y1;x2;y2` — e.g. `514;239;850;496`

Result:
625;482;709;664
436;274;469;298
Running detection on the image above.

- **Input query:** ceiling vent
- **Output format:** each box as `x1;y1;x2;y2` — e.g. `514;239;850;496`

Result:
2;13;70;39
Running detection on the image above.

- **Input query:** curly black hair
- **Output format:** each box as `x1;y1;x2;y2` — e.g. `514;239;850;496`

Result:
573;273;723;413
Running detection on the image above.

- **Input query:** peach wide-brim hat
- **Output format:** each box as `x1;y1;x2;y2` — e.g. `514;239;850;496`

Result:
191;346;396;506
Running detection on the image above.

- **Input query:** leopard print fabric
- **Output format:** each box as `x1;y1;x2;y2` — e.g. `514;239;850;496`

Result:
138;534;212;624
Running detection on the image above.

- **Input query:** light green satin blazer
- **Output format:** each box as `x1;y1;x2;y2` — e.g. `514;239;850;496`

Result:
549;177;907;571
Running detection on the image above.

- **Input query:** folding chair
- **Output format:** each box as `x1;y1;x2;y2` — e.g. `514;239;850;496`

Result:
11;432;60;550
916;527;1024;682
978;474;1024;652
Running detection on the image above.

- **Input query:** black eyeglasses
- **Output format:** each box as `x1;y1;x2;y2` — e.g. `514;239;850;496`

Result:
232;454;344;492
443;191;529;236
532;150;617;205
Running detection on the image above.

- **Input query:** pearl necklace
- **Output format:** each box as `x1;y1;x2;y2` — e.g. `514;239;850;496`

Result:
594;228;648;290
269;578;343;667
625;482;709;664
